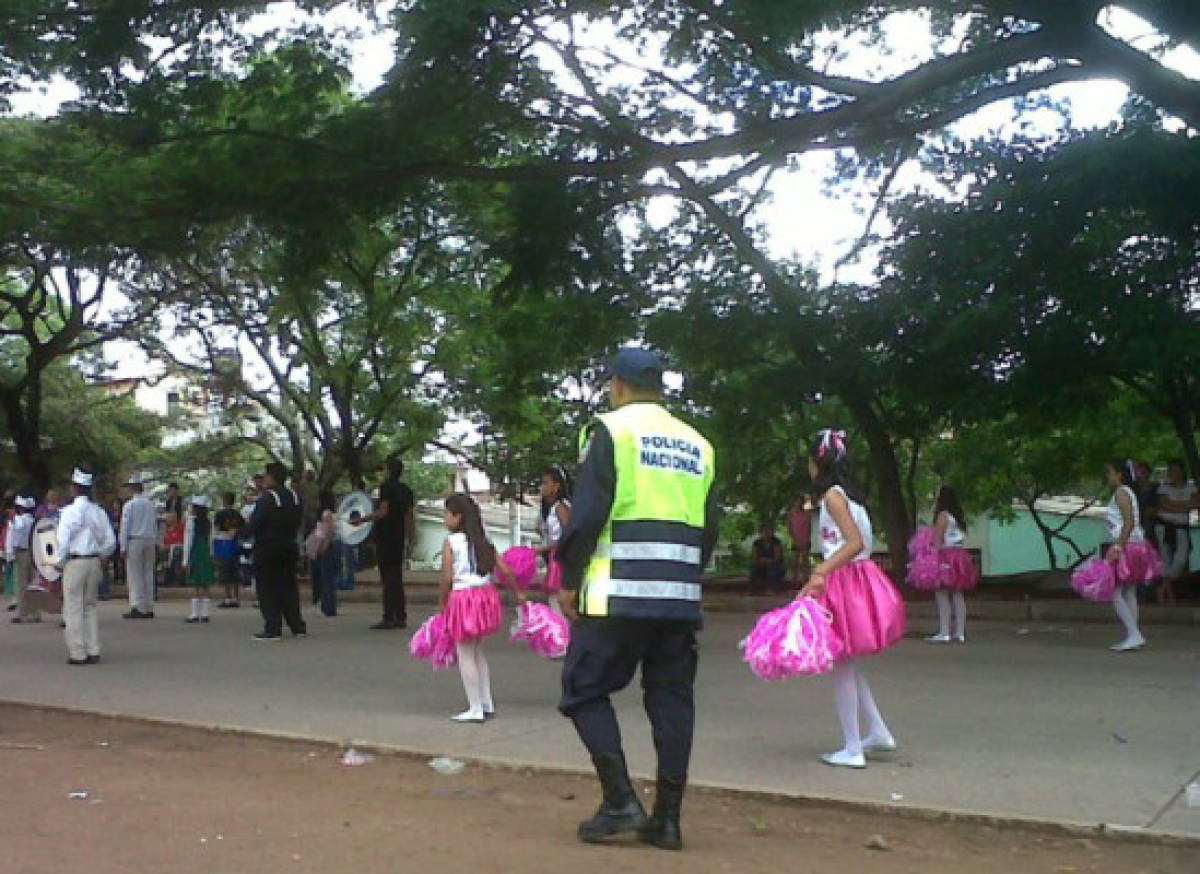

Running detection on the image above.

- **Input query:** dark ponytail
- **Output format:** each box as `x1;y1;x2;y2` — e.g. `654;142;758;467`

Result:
934;485;967;534
807;428;867;506
445;493;496;575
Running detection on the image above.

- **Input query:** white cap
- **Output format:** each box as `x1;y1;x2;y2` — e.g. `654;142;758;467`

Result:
14;496;35;510
72;468;94;487
191;495;211;508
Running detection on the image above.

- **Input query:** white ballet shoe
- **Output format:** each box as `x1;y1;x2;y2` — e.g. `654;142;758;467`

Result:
861;733;897;755
451;710;486;723
1109;636;1145;652
821;749;866;769
924;633;952;643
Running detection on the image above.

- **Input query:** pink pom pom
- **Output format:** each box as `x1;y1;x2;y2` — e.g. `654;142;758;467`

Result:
1071;559;1116;603
739;598;843;680
510;602;570;659
498;546;539;590
907;526;937;555
409;615;458;670
906;526;941;590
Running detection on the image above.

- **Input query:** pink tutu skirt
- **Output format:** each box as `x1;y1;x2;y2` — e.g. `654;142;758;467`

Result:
1113;541;1161;585
542;553;563;593
444;584;502;642
907;527;978;591
816;560;905;660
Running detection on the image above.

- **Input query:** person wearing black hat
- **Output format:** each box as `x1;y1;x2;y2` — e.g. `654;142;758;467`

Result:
556;347;720;851
242;462;306;641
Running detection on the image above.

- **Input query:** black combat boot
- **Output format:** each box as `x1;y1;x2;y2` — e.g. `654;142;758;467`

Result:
637;772;686;851
577;752;648;843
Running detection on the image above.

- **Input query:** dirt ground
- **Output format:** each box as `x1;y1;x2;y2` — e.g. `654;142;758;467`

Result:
0;704;1190;874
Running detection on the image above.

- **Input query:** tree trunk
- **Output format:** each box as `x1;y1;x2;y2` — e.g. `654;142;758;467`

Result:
842;393;911;575
1;387;51;492
1168;408;1200;487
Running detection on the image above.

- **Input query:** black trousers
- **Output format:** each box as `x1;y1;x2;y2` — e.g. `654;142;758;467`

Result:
255;556;305;636
379;556;407;624
559;616;698;780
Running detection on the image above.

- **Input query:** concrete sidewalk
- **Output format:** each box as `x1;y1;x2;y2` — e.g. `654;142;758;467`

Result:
1;601;1197;839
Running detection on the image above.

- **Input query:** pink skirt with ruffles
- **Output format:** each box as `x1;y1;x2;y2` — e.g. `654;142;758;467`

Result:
816;560;906;660
934;547;980;591
444;584;502;642
1113;541;1162;586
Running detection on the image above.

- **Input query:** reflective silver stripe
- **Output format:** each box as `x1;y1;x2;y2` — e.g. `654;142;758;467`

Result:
609;542;701;564
605;579;701;601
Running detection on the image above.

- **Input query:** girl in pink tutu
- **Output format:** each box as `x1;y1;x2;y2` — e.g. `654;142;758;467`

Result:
910;485;978;643
799;429;906;769
538;464;571;617
438;494;504;723
1101;460;1161;652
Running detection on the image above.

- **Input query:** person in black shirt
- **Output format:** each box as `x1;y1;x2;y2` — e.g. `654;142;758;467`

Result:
242;462;306;641
355;454;416;630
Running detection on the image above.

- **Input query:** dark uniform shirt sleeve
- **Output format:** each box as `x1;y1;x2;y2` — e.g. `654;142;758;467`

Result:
558;422;616;591
701;481;721;569
240;494;271;540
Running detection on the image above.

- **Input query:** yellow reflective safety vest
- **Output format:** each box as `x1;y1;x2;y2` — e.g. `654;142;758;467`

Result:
578;402;715;621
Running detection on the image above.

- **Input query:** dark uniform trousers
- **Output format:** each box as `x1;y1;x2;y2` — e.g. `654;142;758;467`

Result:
256;555;305;636
559;617;698;779
379;552;407;625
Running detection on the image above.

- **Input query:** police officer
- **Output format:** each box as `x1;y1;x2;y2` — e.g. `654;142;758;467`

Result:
556;348;718;851
243;462;306;641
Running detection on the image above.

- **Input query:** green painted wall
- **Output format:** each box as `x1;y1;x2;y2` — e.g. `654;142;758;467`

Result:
984;510;1200;577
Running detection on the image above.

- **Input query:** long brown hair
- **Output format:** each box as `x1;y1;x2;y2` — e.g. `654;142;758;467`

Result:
445;493;496;575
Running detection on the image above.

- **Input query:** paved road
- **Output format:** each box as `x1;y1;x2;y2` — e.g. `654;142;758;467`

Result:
2;600;1197;837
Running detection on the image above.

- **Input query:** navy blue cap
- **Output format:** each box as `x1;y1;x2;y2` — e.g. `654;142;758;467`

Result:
609;347;664;389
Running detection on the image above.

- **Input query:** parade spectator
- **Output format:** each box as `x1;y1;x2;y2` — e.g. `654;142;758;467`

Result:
788;495;814;583
749;523;787;595
120;476;157;619
1156;460;1198;605
214;492;245;609
355;454;415;630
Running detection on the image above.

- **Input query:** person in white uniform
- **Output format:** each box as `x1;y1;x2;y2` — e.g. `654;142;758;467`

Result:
120;475;158;619
5;495;37;623
56;468;117;665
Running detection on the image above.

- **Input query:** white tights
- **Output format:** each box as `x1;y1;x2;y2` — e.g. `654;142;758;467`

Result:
934;590;967;638
1111;585;1143;642
830;661;892;756
455;640;494;717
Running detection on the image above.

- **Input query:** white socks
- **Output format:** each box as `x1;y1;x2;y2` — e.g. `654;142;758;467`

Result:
200;597;210;619
1111;586;1145;649
455;640;494;719
929;590;967;642
188;598;212;621
189;598;199;619
934;590;951;637
828;662;894;766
